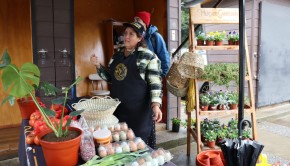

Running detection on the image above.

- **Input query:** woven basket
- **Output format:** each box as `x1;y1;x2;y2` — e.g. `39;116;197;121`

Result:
166;60;189;89
72;96;121;120
177;52;204;79
166;80;188;97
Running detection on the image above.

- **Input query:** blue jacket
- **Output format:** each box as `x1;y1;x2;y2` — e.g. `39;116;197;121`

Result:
145;25;170;77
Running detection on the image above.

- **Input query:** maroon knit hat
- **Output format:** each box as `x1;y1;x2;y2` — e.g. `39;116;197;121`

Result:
135;11;151;27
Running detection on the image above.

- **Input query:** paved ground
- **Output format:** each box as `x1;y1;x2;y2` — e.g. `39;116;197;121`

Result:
156;103;290;166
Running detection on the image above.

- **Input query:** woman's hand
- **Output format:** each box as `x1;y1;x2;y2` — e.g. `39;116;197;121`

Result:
90;54;100;69
152;105;162;123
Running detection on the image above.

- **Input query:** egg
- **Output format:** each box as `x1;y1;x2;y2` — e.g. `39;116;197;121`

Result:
112;132;120;142
120;122;128;131
129;141;137;152
137;158;145;165
156;149;165;156
151;158;158;166
122;144;130;152
134;137;142;144
115;146;122;153
108;125;115;132
107;147;115;155
114;124;121;131
137;141;145;150
151;151;159;159
120;131;127;141
98;149;107;158
127;129;135;140
131;161;139;166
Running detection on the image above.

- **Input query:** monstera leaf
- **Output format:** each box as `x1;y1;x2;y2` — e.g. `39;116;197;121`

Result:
1;51;40;98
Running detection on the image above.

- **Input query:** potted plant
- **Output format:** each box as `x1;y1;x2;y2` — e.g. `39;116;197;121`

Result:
228;91;239;109
214;31;226;46
199;63;239;88
208;92;219;110
205;32;215;46
216;91;228;110
199;93;210;111
196;31;206;46
242;128;251;140
204;130;217;148
227;31;239;45
0;50;84;166
181;118;196;130
216;126;227;143
171;117;181;132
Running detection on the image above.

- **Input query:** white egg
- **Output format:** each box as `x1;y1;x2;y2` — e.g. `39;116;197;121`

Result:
115;146;122;153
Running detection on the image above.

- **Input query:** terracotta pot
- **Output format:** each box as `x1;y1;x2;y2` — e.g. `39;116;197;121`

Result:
200;105;209;111
209;105;217;110
197;39;204;46
206;140;216;148
235;40;239;45
196;154;210;166
38;127;82;166
228;40;234;45
17;97;40;119
217;104;226;110
206;40;214;46
206;151;223;166
215;40;223;46
229;104;238;110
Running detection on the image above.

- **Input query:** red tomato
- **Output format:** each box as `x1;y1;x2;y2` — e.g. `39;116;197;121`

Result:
33;120;45;130
30;111;41;120
26;133;35;145
39;124;48;131
29;119;35;127
34;135;40;145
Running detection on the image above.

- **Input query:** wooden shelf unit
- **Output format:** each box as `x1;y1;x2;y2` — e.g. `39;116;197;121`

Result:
186;6;257;155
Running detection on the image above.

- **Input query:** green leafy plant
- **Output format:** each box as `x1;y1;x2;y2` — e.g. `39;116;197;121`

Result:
199;63;239;88
206;31;215;41
181;118;196;129
242;128;251;139
216;127;227;139
204;130;217;142
228;91;239;104
0;50;84;138
227;31;239;42
208;92;219;107
199;93;210;106
216;91;229;109
196;32;206;41
214;31;226;41
171;117;182;125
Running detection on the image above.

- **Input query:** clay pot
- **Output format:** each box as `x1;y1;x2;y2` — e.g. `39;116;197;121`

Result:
206;140;216;148
200;105;209;111
206;151;223;166
215;40;223;46
196;154;210;166
228;40;234;45
235;41;240;45
209;105;217;110
206;40;214;46
197;40;204;46
17;97;40;119
229;104;238;110
38;127;82;166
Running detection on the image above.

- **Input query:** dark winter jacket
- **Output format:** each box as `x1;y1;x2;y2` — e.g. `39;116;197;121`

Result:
145;25;170;77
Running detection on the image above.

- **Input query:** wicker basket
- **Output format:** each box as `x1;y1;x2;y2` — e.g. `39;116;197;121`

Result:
166;60;189;89
166;80;188;97
71;96;121;127
177;52;204;79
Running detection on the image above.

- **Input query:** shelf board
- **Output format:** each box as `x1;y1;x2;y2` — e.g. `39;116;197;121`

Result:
195;45;239;50
199;108;253;116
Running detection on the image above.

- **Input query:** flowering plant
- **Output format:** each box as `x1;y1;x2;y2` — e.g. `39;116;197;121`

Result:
214;31;226;41
199;93;211;106
227;31;239;42
228;91;239;104
196;32;206;41
206;32;215;41
204;130;217;142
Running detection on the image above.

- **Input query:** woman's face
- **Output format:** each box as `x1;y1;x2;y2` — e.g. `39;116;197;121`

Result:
123;27;142;49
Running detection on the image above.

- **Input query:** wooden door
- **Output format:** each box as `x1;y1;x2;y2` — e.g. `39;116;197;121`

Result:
0;0;32;128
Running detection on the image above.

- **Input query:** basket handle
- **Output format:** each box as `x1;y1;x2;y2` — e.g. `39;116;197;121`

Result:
90;96;120;102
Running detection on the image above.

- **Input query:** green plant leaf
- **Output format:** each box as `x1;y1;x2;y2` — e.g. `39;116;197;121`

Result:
43;108;56;117
69;109;84;117
2;63;40;98
0;50;11;69
65;118;72;127
1;95;15;106
51;97;65;105
40;81;60;96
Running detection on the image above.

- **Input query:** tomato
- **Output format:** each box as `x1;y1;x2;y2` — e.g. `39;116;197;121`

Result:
50;104;68;115
30;111;41;120
39;124;48;131
34;135;40;145
26;133;35;145
29;119;35;127
33;120;45;130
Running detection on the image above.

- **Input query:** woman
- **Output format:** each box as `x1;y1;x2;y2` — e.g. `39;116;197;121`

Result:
90;22;162;148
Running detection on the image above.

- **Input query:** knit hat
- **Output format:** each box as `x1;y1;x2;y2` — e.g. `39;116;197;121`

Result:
135;11;151;27
123;22;145;37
